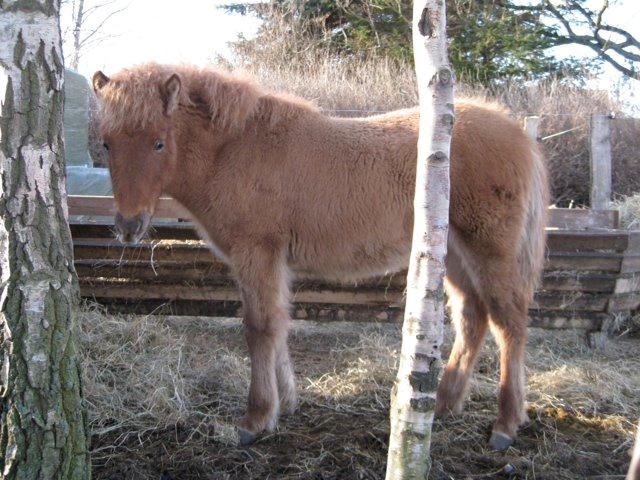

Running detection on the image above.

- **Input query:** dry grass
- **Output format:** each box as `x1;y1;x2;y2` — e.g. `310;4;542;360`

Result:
222;11;417;116
80;306;639;479
614;193;640;230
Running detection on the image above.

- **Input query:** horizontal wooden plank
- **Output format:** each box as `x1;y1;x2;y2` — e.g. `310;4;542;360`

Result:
82;296;607;330
74;261;229;285
82;278;614;313
77;258;617;293
620;253;640;274
80;280;405;306
545;230;629;252
68;196;191;219
607;292;640;312
540;272;616;293
546;252;623;272
71;221;198;240
74;239;215;263
70;220;635;255
75;261;230;283
548;208;619;229
83;298;405;323
75;260;408;290
528;310;606;331
613;274;640;294
75;240;638;274
68;196;619;231
531;292;609;311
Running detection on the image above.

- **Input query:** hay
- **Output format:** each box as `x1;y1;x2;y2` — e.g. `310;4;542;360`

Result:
79;306;639;479
614;193;640;230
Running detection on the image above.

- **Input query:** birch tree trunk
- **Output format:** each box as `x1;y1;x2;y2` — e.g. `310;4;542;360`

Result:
629;421;640;480
0;1;90;478
385;0;454;478
72;0;85;70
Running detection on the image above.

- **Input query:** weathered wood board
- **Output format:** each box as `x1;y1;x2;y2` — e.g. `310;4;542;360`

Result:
69;195;620;229
72;216;640;332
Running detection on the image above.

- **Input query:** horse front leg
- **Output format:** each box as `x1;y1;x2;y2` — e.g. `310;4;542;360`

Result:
233;245;292;444
276;340;298;415
239;321;281;444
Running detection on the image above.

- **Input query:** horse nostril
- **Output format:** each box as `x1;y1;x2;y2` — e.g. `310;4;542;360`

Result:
115;211;151;243
115;212;148;243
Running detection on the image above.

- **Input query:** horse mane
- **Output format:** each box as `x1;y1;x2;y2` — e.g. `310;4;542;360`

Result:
97;63;319;133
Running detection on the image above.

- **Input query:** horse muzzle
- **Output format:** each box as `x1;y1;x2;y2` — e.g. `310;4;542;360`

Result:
115;211;151;244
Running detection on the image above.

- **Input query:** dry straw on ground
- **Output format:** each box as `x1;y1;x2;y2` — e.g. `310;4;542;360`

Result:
615;194;640;230
81;306;639;479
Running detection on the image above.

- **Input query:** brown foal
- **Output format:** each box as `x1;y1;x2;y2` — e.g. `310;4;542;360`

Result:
92;63;548;450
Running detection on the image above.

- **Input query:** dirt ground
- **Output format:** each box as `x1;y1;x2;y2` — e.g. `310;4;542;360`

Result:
79;308;639;479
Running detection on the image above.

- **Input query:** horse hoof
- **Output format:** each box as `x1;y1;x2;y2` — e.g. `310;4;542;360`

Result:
281;397;299;416
489;431;514;452
435;405;462;419
237;427;258;446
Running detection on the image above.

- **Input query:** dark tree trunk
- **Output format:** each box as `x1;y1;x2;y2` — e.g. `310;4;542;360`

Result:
0;1;90;479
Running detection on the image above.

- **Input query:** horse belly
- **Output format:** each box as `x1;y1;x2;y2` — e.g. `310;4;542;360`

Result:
291;234;412;282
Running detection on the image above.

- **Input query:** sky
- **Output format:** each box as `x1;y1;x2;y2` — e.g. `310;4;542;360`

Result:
61;0;639;109
542;0;640;110
60;0;262;77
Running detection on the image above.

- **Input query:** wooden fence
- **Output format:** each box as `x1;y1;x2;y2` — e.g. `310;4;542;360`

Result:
70;196;639;334
525;113;614;209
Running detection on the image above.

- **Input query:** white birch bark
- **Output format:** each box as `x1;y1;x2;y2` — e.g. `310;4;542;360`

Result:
385;0;454;478
71;0;85;70
0;1;90;478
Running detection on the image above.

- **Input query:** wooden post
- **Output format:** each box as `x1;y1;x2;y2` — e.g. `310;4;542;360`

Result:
524;116;540;142
629;421;640;480
590;114;612;210
385;0;453;478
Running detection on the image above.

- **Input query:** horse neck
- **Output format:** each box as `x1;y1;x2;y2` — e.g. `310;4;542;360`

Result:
165;96;317;215
165;110;229;209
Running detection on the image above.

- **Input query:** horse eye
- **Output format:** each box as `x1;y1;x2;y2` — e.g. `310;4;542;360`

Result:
103;142;109;151
154;141;164;151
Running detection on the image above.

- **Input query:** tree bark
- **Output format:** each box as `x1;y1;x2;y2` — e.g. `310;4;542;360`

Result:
72;0;85;71
385;1;454;478
0;1;90;479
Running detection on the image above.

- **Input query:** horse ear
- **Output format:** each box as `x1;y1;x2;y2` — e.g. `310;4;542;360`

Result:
92;71;110;93
160;74;181;116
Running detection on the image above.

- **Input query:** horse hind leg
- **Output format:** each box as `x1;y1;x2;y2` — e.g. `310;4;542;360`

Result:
437;262;489;416
487;306;529;451
476;263;530;451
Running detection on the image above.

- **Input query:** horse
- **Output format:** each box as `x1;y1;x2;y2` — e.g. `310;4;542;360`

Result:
91;63;548;450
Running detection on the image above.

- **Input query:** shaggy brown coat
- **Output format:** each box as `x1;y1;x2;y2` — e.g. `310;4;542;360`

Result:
93;63;549;450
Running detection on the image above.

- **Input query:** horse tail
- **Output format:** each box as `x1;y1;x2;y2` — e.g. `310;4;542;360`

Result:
518;144;549;300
